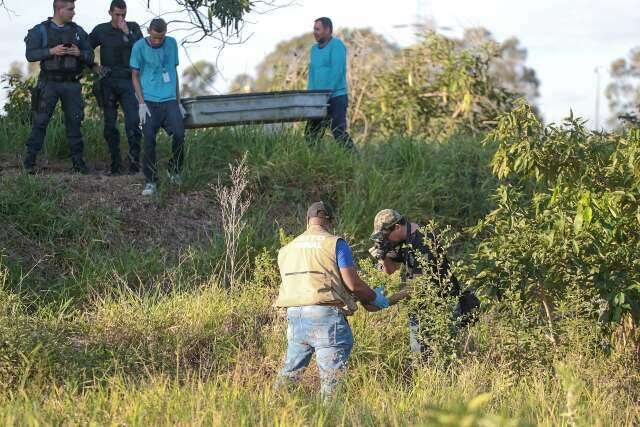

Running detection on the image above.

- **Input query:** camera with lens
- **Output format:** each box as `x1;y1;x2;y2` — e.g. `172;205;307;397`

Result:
371;237;396;260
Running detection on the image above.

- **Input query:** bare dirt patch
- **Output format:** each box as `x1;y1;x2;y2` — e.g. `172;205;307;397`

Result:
1;158;218;259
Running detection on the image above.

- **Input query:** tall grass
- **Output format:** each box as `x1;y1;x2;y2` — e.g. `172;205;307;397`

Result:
0;122;638;425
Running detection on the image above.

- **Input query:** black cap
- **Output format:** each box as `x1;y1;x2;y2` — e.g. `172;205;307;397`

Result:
307;201;334;220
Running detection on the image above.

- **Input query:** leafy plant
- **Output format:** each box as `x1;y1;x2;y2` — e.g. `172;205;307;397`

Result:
471;101;640;354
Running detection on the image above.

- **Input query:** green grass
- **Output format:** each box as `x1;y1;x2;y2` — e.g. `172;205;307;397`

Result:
0;121;638;425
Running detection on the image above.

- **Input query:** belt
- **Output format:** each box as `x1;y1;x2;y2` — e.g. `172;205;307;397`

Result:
41;74;79;83
105;69;133;80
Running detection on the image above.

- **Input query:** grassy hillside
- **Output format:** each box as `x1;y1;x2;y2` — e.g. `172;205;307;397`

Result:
0;124;638;426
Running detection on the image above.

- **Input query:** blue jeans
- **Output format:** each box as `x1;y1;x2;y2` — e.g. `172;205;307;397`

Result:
409;312;426;354
276;305;353;397
305;95;355;150
142;100;185;183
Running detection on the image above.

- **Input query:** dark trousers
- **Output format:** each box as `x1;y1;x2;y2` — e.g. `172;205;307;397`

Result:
142;100;185;183
102;77;141;166
305;95;355;150
26;79;85;159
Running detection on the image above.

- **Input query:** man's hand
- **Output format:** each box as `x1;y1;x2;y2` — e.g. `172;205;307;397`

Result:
369;245;401;261
372;287;390;309
368;246;386;261
49;45;67;57
117;18;130;34
139;103;151;125
66;44;81;57
93;64;111;78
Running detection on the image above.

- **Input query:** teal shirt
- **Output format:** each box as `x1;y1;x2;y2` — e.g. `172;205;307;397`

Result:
130;36;179;102
308;37;348;98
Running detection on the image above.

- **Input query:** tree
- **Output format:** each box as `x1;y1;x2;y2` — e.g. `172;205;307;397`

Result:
4;61;39;83
229;73;255;93
365;33;522;138
148;0;284;45
605;47;640;127
250;28;399;137
461;28;540;108
1;1;284;46
181;60;216;98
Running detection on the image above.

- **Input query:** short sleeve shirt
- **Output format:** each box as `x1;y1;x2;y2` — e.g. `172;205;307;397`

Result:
130;36;179;102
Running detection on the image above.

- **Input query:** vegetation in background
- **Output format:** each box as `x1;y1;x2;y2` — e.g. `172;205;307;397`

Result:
0;19;638;425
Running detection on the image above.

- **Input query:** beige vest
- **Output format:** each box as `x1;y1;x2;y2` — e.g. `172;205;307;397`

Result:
275;225;358;315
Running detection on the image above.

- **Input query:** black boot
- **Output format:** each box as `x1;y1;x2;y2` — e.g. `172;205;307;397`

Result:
128;158;140;174
110;158;122;176
71;156;89;174
23;152;37;174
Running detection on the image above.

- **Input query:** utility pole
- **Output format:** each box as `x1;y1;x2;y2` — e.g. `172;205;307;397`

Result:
594;66;602;130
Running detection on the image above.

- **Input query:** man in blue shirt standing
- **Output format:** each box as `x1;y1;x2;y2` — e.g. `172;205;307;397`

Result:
305;17;356;152
130;18;185;196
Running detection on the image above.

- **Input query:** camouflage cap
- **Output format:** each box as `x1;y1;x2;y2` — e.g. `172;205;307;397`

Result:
307;201;334;220
372;209;403;234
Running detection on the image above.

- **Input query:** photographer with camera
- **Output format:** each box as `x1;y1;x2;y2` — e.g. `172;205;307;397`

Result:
368;209;480;355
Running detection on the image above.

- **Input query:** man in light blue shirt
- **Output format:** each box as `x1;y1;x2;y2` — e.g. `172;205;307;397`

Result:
130;18;185;196
305;17;356;151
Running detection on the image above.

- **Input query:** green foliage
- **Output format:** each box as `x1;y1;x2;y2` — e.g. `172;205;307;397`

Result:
0;122;638;423
0;176;85;242
367;34;517;138
248;28;537;141
471;102;640;352
405;221;469;365
181;60;216;98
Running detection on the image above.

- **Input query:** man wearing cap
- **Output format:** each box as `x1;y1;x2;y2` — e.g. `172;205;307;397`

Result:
275;201;390;397
368;209;480;355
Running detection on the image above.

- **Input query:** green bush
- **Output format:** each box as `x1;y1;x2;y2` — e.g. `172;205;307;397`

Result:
470;101;640;354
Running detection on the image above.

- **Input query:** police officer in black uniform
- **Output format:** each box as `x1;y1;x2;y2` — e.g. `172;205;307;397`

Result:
23;0;94;173
89;0;143;175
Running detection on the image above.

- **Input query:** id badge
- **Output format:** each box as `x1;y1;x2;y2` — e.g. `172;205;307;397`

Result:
162;71;171;83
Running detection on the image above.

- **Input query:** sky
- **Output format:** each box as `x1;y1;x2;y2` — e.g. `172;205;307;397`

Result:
0;0;639;128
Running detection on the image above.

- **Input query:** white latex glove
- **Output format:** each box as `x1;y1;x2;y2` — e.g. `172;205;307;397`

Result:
139;103;151;126
179;103;187;118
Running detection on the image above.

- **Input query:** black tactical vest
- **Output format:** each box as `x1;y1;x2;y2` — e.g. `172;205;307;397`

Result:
40;20;82;76
98;23;136;70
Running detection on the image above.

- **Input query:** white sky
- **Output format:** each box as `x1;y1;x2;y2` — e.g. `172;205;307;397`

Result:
0;0;639;128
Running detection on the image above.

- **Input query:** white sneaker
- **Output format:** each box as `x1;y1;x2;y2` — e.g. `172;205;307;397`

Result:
141;182;157;196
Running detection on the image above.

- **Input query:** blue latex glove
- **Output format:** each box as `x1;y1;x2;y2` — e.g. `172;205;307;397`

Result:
373;287;390;309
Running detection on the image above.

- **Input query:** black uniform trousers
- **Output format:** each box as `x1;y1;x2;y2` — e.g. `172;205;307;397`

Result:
26;77;85;159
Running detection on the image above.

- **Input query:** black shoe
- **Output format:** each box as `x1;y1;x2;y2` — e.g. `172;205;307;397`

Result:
128;160;140;174
72;158;89;175
110;161;123;176
23;153;36;174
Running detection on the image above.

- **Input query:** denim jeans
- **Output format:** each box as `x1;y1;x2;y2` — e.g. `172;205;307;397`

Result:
305;95;355;150
142;100;185;183
409;312;427;354
276;305;353;397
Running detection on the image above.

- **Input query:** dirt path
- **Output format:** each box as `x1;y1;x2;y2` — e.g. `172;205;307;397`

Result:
1;156;218;262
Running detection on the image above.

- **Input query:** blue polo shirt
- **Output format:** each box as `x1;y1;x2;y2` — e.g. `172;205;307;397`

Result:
130;36;179;102
308;37;348;98
336;239;354;268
